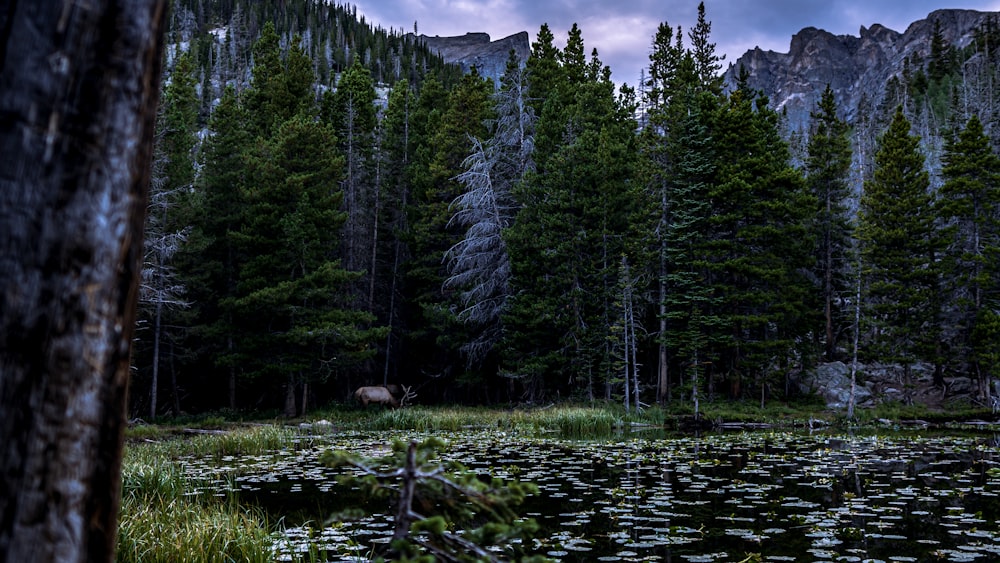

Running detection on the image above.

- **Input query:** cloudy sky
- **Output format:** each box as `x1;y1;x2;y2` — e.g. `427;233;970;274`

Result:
351;0;1000;87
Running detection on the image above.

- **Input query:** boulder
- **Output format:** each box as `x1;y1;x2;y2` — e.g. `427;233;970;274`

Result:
798;361;872;409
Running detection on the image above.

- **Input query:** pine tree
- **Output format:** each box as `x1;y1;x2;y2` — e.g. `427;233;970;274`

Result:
660;91;720;415
708;86;816;401
928;19;957;83
243;24;316;138
374;79;416;384
404;72;494;386
858;106;946;389
645;22;683;111
640;12;717;405
177;85;250;409
688;1;724;96
806;84;854;361
322;58;379;306
939;114;1000;397
503;27;638;400
243;21;284;137
524;24;560;115
235;115;382;416
139;50;198;417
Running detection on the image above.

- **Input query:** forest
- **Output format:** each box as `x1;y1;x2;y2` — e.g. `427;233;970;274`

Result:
135;0;1000;418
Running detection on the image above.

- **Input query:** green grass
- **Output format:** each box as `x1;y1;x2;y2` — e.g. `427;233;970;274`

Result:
126;424;301;459
118;425;333;562
530;405;622;437
117;493;275;563
317;403;668;437
117;449;275;563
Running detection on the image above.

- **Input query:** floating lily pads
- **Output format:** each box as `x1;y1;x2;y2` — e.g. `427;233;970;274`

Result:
169;429;1000;561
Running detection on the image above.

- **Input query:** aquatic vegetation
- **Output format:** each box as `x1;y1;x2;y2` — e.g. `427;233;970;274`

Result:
120;424;1000;561
266;431;1000;560
531;406;621;437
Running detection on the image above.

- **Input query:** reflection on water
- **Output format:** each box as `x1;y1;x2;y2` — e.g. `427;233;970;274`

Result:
180;430;1000;561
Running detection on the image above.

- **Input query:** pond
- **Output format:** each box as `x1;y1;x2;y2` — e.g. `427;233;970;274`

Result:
179;429;1000;561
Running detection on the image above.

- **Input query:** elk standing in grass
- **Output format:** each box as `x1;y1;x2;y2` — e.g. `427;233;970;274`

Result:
354;385;415;408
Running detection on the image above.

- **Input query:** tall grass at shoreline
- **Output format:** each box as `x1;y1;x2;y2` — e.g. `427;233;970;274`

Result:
117;455;275;562
117;424;321;563
352;404;636;437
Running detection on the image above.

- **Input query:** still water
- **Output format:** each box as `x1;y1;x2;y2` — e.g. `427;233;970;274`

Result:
182;429;1000;561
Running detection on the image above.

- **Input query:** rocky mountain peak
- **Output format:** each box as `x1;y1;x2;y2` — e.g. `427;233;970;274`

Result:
410;31;531;84
723;9;996;132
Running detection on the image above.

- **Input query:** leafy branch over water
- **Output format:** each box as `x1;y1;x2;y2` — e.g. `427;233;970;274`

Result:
321;437;547;562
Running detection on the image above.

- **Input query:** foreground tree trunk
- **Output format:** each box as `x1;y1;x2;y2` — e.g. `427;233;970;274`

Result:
0;2;166;562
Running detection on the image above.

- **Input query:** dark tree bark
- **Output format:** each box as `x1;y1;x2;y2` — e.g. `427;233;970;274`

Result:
0;1;166;562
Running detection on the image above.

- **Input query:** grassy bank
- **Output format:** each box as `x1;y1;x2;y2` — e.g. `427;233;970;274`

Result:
117;425;327;563
117;453;275;562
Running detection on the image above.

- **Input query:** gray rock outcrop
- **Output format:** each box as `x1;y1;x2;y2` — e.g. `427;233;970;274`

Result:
412;31;530;84
723;9;996;132
798;361;873;409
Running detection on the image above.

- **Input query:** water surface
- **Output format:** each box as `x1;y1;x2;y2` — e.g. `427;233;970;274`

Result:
181;429;1000;561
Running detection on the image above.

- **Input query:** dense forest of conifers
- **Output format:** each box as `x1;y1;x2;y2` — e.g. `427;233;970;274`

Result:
133;0;1000;417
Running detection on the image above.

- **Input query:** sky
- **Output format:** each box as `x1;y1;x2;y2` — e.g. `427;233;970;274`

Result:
350;0;1000;88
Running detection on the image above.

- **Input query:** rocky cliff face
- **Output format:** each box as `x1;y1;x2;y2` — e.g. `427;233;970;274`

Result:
411;31;531;84
723;9;995;132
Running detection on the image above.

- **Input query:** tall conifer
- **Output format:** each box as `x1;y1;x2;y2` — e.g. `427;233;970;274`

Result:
806;85;854;360
236;115;381;415
404;72;493;386
447;52;536;368
858;107;946;387
939;114;1000;396
179;86;250;409
504;27;637;400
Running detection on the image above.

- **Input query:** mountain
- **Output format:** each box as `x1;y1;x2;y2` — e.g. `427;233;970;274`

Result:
723;9;998;134
411;32;531;84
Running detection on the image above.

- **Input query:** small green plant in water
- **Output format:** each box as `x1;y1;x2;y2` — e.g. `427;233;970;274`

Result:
321;437;549;562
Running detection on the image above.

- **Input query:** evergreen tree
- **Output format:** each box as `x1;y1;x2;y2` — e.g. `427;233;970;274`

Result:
928;19;957;83
243;24;316;138
688;1;724;96
243;21;284;137
177;85;250;409
374;79;417;384
235;115;382;416
504;27;638;400
939;114;1000;397
404;72;494;389
161;50;199;192
138;50;199;416
283;33;318;117
806;84;854;361
524;24;560;115
323;58;379;307
858;107;946;389
660;90;721;415
709;86;816;401
640;13;715;405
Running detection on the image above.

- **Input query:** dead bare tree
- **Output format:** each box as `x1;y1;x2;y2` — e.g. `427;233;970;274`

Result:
141;122;190;418
0;1;167;561
445;58;534;366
